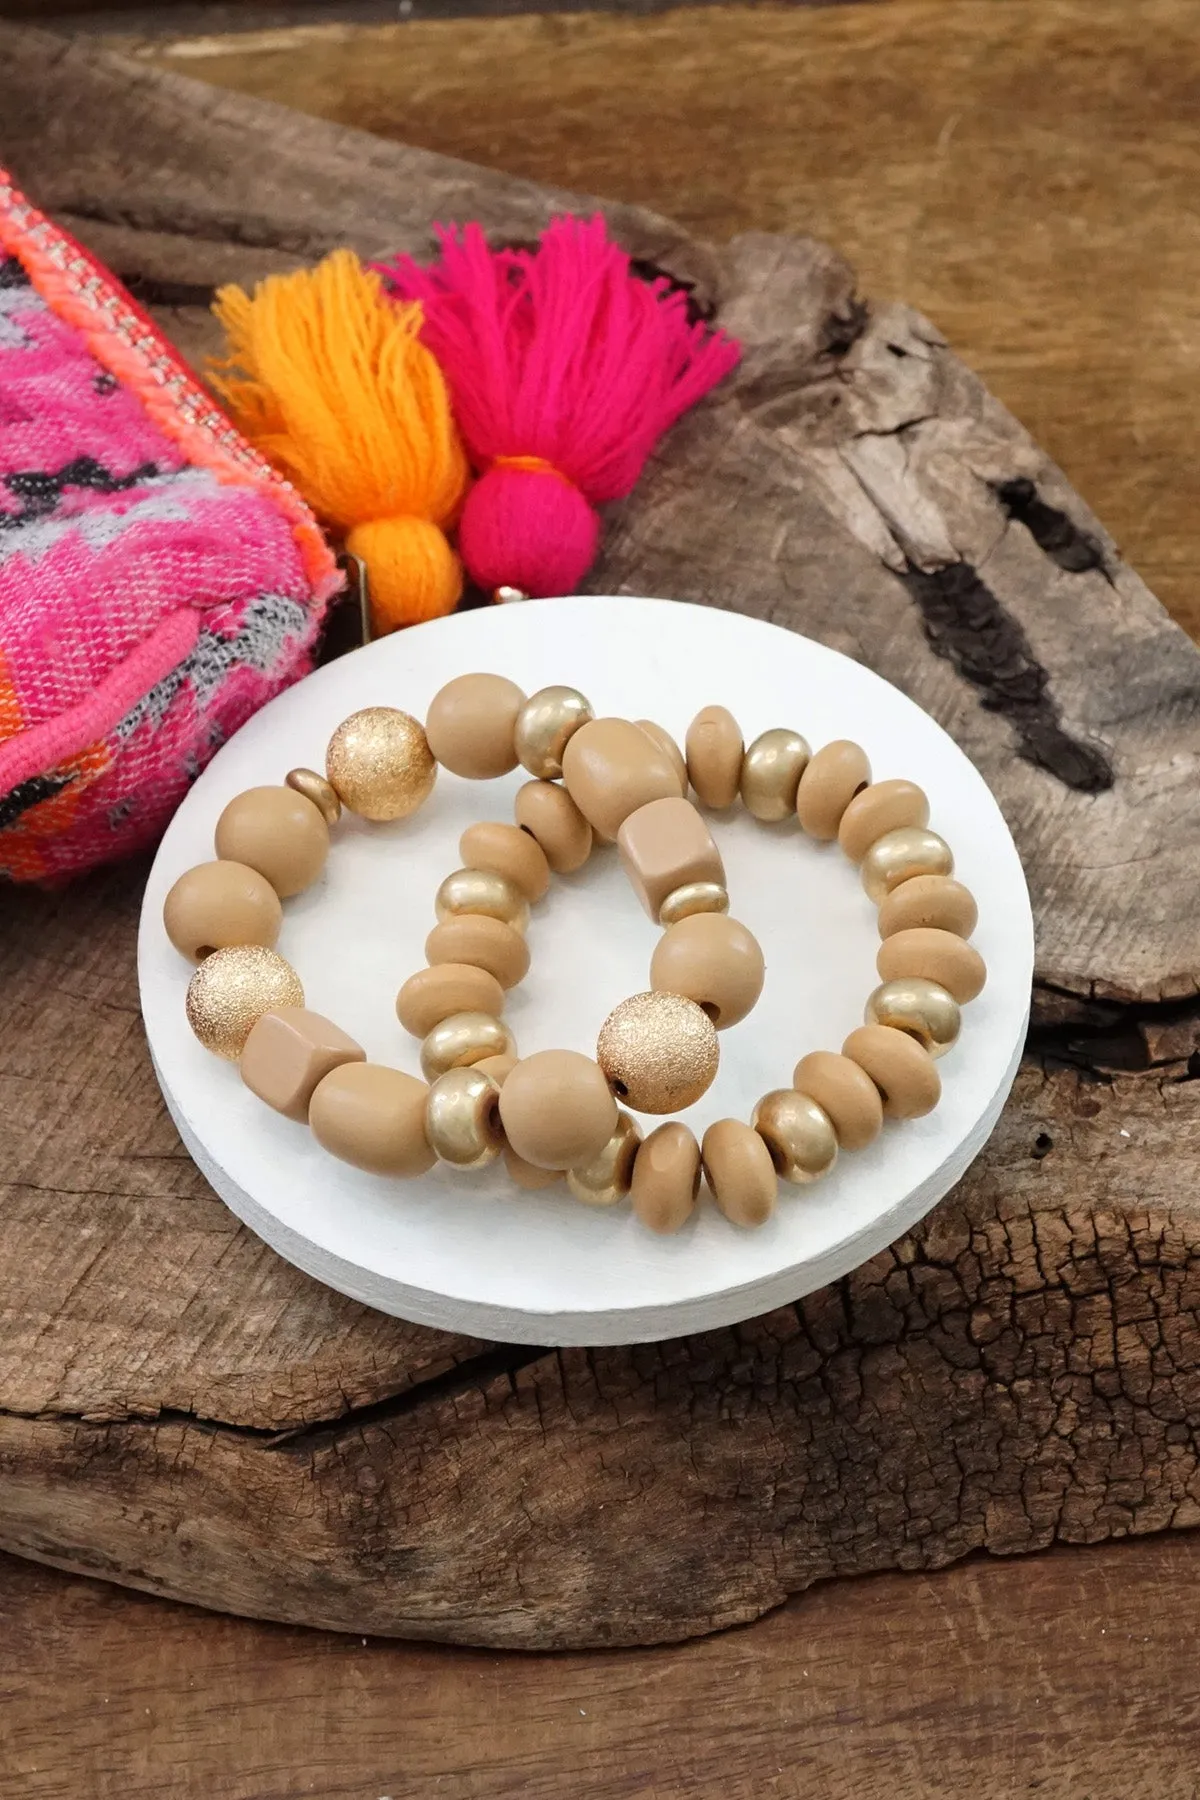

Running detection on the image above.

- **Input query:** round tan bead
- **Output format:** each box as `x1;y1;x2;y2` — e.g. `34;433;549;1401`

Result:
395;963;505;1038
425;915;530;990
498;1050;618;1170
425;673;525;779
514;686;593;779
285;766;342;826
876;927;987;1004
701;1119;777;1229
459;820;550;902
596;992;719;1115
658;881;729;927
837;779;930;863
325;708;436;821
513;779;593;875
163;859;282;963
795;740;871;840
214;786;329;898
504;1145;562;1190
631;1122;701;1235
309;1062;435;1176
878;875;978;941
685;705;743;809
650;912;765;1029
791;1050;884;1152
567;1111;642;1207
861;827;954;905
420;1011;516;1082
740;728;811;822
561;717;682;840
842;1024;941;1119
475;1052;517;1086
425;1066;504;1169
185;946;303;1060
434;867;529;933
865;977;961;1059
635;720;688;794
753;1089;838;1185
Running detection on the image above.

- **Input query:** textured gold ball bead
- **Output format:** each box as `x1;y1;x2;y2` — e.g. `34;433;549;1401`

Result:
285;766;342;826
514;685;594;779
739;728;811;822
860;826;953;905
420;1011;516;1082
425;1067;504;1169
325;707;436;821
567;1111;643;1206
434;867;530;934
596;991;719;1115
658;880;729;927
865;977;961;1058
752;1089;838;1185
185;945;304;1060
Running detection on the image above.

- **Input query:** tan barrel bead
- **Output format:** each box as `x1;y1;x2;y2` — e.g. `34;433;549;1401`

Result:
865;978;961;1059
685;705;743;809
425;673;525;779
837;779;930;863
876;927;987;1004
459;820;550;902
425;915;530;989
325;708;435;821
795;740;871;840
753;1088;838;1185
504;1145;563;1190
630;1122;702;1234
309;1063;435;1176
842;1024;941;1119
285;766;341;826
475;1052;517;1086
185;946;303;1060
163;860;282;962
567;1111;642;1207
513;780;593;875
861;826;954;905
498;1050;618;1170
214;785;329;898
435;867;529;933
240;1007;364;1122
514;685;593;779
425;1067;504;1169
739;728;811;822
420;1012;515;1082
878;875;978;941
701;1119;777;1229
395;963;505;1038
617;795;725;923
649;912;765;1029
658;880;729;926
635;720;688;793
561;717;682;840
791;1050;883;1152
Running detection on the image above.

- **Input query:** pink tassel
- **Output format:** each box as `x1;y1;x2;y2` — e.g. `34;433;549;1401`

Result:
375;216;740;598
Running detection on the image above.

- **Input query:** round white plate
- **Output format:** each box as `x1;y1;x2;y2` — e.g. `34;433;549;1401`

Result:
139;596;1032;1346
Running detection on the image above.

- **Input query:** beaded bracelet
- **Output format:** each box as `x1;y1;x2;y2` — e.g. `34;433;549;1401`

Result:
165;674;986;1234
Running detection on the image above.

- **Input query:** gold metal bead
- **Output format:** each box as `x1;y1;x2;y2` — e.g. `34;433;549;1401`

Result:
752;1089;838;1185
434;867;530;934
425;1066;504;1168
567;1110;643;1206
865;977;961;1058
514;685;594;779
325;707;436;821
494;587;529;605
285;766;342;826
860;826;954;905
420;1011;516;1082
596;991;719;1115
185;945;303;1061
658;880;729;927
739;728;811;822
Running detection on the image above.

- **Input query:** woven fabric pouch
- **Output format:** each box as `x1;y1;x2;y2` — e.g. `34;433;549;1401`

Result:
0;171;340;882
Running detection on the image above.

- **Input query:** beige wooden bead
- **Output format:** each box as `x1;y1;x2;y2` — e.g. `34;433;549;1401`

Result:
685;705;743;809
214;785;329;898
860;826;954;905
513;779;593;875
285;767;342;826
425;1067;504;1169
878;875;978;941
561;717;682;840
434;867;529;933
842;1024;941;1119
649;912;765;1029
837;779;930;863
420;1011;515;1082
514;685;593;779
459;820;550;902
425;672;525;778
567;1111;642;1207
616;795;725;923
635;720;688;793
425;915;530;989
795;741;871;840
504;1144;563;1189
753;1088;838;1185
876;927;987;1004
309;1063;435;1176
163;859;282;962
865;977;961;1059
631;1121;701;1234
475;1052;517;1086
791;1050;883;1152
739;728;811;822
395;963;505;1038
498;1050;618;1170
240;1007;365;1122
701;1118;777;1228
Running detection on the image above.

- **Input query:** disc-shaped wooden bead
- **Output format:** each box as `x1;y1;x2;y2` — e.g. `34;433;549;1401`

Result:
860;827;953;905
163;859;282;962
739;728;810;822
877;875;978;940
459;821;550;902
425;915;530;989
214;786;329;898
649;912;765;1029
185;946;304;1060
395;964;506;1038
791;1050;883;1151
567;1111;642;1207
685;705;743;809
240;1007;364;1122
596;992;719;1115
701;1119;777;1228
752;1089;838;1185
561;717;682;840
837;779;930;863
503;1145;563;1190
795;740;871;840
842;1024;941;1119
498;1050;618;1170
425;673;525;779
513;780;593;875
308;1063;435;1176
631;1122;702;1235
876;927;987;1004
325;708;436;821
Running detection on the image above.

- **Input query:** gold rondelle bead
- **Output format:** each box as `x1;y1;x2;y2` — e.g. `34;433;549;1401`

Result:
325;707;436;821
567;1110;643;1206
596;991;719;1115
514;685;594;779
285;766;342;826
739;728;811;822
865;977;961;1058
860;826;954;906
434;867;530;934
752;1089;838;1185
658;880;729;927
420;1011;516;1082
185;945;304;1060
425;1066;505;1169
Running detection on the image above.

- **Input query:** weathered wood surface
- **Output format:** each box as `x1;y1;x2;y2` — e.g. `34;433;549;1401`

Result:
1;20;1199;1648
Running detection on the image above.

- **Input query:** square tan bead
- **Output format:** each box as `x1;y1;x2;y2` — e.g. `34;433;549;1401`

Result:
240;1007;365;1122
617;796;725;922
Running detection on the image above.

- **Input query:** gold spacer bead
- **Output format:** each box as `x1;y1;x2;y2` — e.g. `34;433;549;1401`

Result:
434;867;530;934
596;991;719;1115
567;1110;643;1206
285;766;342;826
185;945;303;1060
864;977;961;1058
425;1067;504;1168
739;728;811;822
420;1011;516;1082
514;685;594;780
752;1089;838;1185
325;707;436;822
860;826;954;906
658;880;729;927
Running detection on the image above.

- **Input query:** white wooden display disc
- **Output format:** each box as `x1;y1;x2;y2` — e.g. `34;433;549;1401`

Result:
139;597;1033;1347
